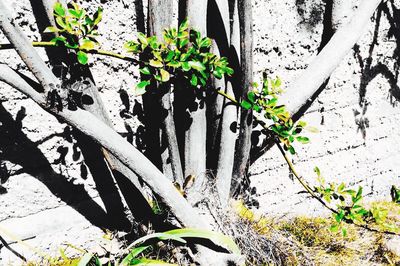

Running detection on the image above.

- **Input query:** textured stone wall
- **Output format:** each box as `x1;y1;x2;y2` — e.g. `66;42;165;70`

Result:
0;0;399;263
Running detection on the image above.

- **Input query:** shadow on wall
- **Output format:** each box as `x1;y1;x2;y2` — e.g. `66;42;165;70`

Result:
0;102;129;231
353;0;400;138
295;0;325;29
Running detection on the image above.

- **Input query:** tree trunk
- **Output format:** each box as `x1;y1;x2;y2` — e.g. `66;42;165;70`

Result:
215;0;239;205
181;0;208;203
36;0;154;226
0;64;209;230
148;0;184;185
232;0;253;196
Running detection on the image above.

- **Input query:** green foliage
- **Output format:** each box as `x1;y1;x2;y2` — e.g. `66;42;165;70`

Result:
45;1;103;64
126;228;240;256
313;167;399;235
241;74;314;155
124;18;233;95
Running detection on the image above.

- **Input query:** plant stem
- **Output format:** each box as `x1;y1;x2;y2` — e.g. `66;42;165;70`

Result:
0;41;141;64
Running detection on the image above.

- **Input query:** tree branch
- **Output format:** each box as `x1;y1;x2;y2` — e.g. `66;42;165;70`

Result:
0;63;209;229
148;0;184;185
284;0;383;116
215;0;239;205
0;2;59;93
232;0;253;196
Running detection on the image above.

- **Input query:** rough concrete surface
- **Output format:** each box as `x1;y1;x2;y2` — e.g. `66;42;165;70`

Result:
0;0;399;264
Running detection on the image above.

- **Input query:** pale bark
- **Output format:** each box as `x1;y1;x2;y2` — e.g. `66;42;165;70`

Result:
232;0;253;195
284;0;382;115
0;64;209;229
0;1;59;93
148;0;184;185
215;0;239;204
182;0;208;201
37;0;152;223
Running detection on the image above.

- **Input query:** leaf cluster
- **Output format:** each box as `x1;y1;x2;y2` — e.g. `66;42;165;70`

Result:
240;75;316;154
124;19;234;95
313;167;398;236
45;1;103;64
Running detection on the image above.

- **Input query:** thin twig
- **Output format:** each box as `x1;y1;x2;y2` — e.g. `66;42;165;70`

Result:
0;41;141;64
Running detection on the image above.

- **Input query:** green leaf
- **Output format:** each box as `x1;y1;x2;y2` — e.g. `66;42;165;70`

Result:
329;224;339;233
275;77;282;87
296;136;310;144
247;91;256;103
167;61;181;68
190;74;198;86
68;8;81;18
181;62;190;71
179;18;189;32
55;16;67;29
288;145;296;155
77;51;88;65
149;59;163;68
253;104;262;113
129;258;175;265
54;2;65;17
314;166;321;177
240;100;252;110
160;69;170;82
137;78;150;88
140;67;151;75
77;253;93;266
159;228;241;255
341;228;347;237
93;7;103;26
137;32;148;45
50;36;67;45
120;246;150;266
188;61;206;72
165;50;175;62
44;26;59;33
80;39;95;50
297;121;307;128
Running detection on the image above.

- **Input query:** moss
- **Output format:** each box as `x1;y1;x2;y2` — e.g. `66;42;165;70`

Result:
232;200;400;265
278;216;358;248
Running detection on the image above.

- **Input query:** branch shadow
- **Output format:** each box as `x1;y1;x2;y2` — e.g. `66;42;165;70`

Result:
0;102;125;230
250;0;335;165
353;1;400;138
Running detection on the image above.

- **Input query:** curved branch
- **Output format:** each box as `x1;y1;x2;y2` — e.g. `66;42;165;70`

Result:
0;64;208;230
0;2;59;93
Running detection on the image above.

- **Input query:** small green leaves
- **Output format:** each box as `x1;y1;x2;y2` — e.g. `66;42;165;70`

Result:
296;136;310;144
140;67;151;75
160;69;170;82
93;7;103;26
49;1;102;64
149;59;163;68
240;100;252;110
136;80;151;95
314;166;321;177
54;2;66;16
44;26;59;33
188;61;206;71
190;74;198;86
77;51;88;64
